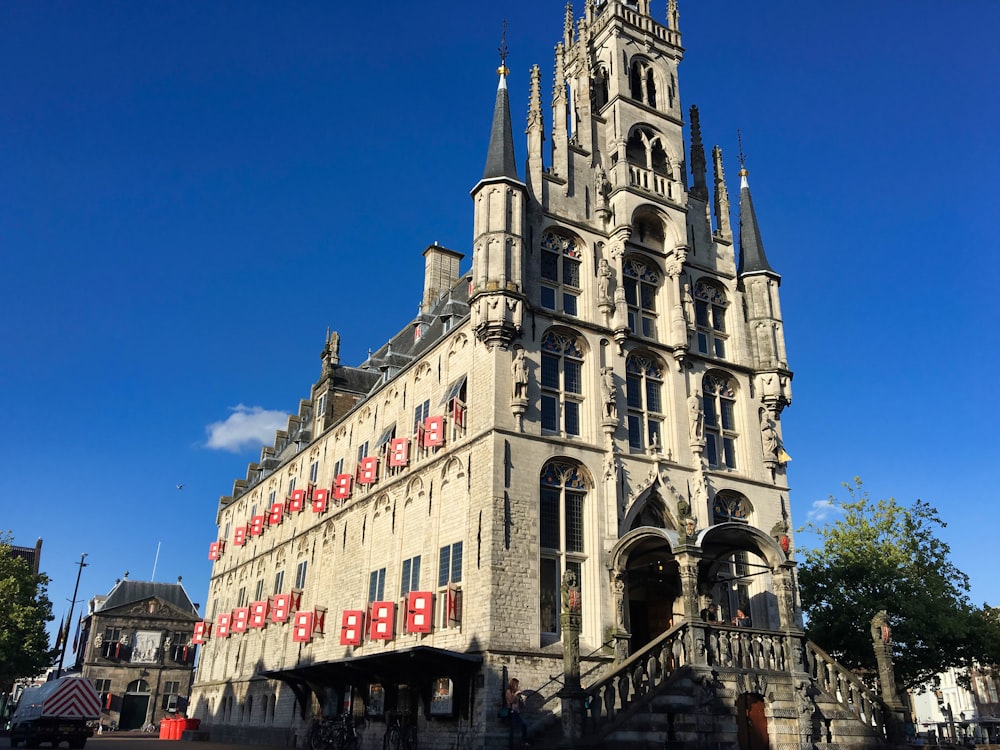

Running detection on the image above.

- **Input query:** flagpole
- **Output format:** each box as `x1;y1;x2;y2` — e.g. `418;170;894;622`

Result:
57;553;88;677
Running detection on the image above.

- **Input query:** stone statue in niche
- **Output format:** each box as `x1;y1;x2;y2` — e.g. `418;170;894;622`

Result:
682;282;695;328
760;414;779;459
511;348;528;400
688;390;704;441
597;258;612;304
601;366;617;418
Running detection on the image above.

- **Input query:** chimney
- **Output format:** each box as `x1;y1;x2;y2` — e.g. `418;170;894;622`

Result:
421;243;464;313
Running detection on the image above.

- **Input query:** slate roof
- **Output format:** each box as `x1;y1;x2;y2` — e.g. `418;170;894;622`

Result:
738;171;778;278
480;72;519;183
97;579;199;616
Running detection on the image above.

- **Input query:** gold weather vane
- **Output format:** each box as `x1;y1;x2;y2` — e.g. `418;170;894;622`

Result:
498;19;509;76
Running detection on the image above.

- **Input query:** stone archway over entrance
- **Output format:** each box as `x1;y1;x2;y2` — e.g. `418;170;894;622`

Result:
609;527;682;653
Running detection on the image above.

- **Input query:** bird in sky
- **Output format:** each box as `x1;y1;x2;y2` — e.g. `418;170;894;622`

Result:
176;484;184;490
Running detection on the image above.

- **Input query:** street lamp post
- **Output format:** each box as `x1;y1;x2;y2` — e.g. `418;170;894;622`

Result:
57;553;88;677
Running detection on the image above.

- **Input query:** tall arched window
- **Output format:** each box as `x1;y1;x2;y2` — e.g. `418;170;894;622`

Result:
695;280;728;358
540;231;582;316
623;256;660;338
629;59;657;108
712;490;753;624
540;330;584;436
626;352;665;451
539;459;589;636
703;372;738;469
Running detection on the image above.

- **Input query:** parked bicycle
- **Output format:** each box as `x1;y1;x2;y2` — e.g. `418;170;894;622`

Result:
383;711;417;750
309;712;359;750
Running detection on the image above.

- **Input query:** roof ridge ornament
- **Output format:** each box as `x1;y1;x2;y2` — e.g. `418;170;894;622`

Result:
497;19;509;77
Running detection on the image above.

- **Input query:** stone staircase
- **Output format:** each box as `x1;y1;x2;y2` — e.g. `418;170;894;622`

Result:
522;622;894;750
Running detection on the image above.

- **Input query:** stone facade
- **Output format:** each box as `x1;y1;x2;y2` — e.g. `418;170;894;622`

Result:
189;3;885;749
74;577;200;731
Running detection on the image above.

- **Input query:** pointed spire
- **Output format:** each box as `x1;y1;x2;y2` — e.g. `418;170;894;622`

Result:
564;2;574;49
689;105;707;200
481;22;519;182
737;134;776;276
712;145;732;241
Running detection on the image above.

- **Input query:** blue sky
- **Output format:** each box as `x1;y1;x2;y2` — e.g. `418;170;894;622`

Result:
2;1;998;649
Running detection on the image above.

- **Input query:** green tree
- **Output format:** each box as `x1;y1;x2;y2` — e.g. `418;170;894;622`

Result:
0;533;55;693
798;479;997;690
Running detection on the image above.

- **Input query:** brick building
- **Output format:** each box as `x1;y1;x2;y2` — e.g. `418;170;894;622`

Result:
190;2;891;748
74;576;200;731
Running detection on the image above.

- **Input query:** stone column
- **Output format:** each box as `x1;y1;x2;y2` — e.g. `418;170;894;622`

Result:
558;571;587;748
871;610;908;743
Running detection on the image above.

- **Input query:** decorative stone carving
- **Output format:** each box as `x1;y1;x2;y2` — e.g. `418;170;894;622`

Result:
601;366;617;420
511;348;528;400
597;258;612;305
688;390;704;442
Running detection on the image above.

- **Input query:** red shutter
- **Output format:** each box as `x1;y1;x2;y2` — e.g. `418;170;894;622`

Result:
192;621;211;644
334;473;353;500
216;612;232;638
208;541;224;560
249;600;270;628
292;611;314;643
340;610;365;646
405;592;433;633
452;399;466;428
231;607;250;633
313;607;327;635
357;456;379;484
447;585;462;625
312;488;329;513
271;594;291;623
233;525;248;546
369;601;395;641
268;502;284;526
288;488;306;512
388;438;410;467
249;515;265;536
423;416;445;447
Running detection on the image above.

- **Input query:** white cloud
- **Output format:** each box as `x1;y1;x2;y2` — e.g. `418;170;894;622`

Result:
205;404;288;453
806;499;843;524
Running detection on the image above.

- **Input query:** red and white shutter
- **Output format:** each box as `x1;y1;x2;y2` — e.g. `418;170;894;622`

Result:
334;473;353;501
268;502;284;526
369;601;395;641
216;612;232;638
388;438;410;467
233;525;248;547
208;541;225;560
249;600;270;628
311;488;329;513
313;607;327;635
231;607;250;634
405;592;433;634
423;416;445;447
340;610;365;646
291;611;314;643
271;594;292;623
288;488;306;513
357;456;379;484
192;621;212;644
249;515;265;536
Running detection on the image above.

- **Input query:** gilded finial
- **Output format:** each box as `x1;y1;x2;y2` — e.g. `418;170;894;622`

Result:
497;19;509;77
737;129;748;178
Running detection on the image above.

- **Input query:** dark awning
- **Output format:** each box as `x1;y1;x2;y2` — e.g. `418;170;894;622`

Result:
261;645;481;687
439;376;467;405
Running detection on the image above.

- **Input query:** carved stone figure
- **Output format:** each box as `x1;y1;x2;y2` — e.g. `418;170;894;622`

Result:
871;610;892;644
561;569;580;614
511;348;528;400
760;415;779;459
682;282;695;327
601;367;616;418
688;390;704;440
597;258;612;303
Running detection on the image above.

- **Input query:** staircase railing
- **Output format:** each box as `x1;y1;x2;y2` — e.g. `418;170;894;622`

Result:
582;621;689;733
804;640;887;738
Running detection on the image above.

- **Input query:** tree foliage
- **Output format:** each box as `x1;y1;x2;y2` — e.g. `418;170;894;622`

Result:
0;533;55;693
797;479;1000;690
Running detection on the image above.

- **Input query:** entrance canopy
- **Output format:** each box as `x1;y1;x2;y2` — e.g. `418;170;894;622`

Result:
261;646;482;717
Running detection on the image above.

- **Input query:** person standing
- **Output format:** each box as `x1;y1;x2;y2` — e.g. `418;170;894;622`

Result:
506;678;529;748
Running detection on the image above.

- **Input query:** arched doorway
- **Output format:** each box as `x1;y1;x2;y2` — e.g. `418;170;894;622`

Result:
120;679;150;730
736;693;768;750
610;527;682;653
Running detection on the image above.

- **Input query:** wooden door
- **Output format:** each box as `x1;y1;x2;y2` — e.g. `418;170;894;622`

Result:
736;693;768;750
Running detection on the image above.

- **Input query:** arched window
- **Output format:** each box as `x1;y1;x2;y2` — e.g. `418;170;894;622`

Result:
626;352;665;451
540;330;584;436
695;280;728;358
125;679;150;693
593;65;609;110
540;231;582;317
623;256;660;338
539;459;589;636
711;490;753;624
703;372;738;469
629;59;657;108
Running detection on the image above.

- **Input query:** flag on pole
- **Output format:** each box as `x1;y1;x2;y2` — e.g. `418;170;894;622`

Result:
72;615;82;654
55;613;66;649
